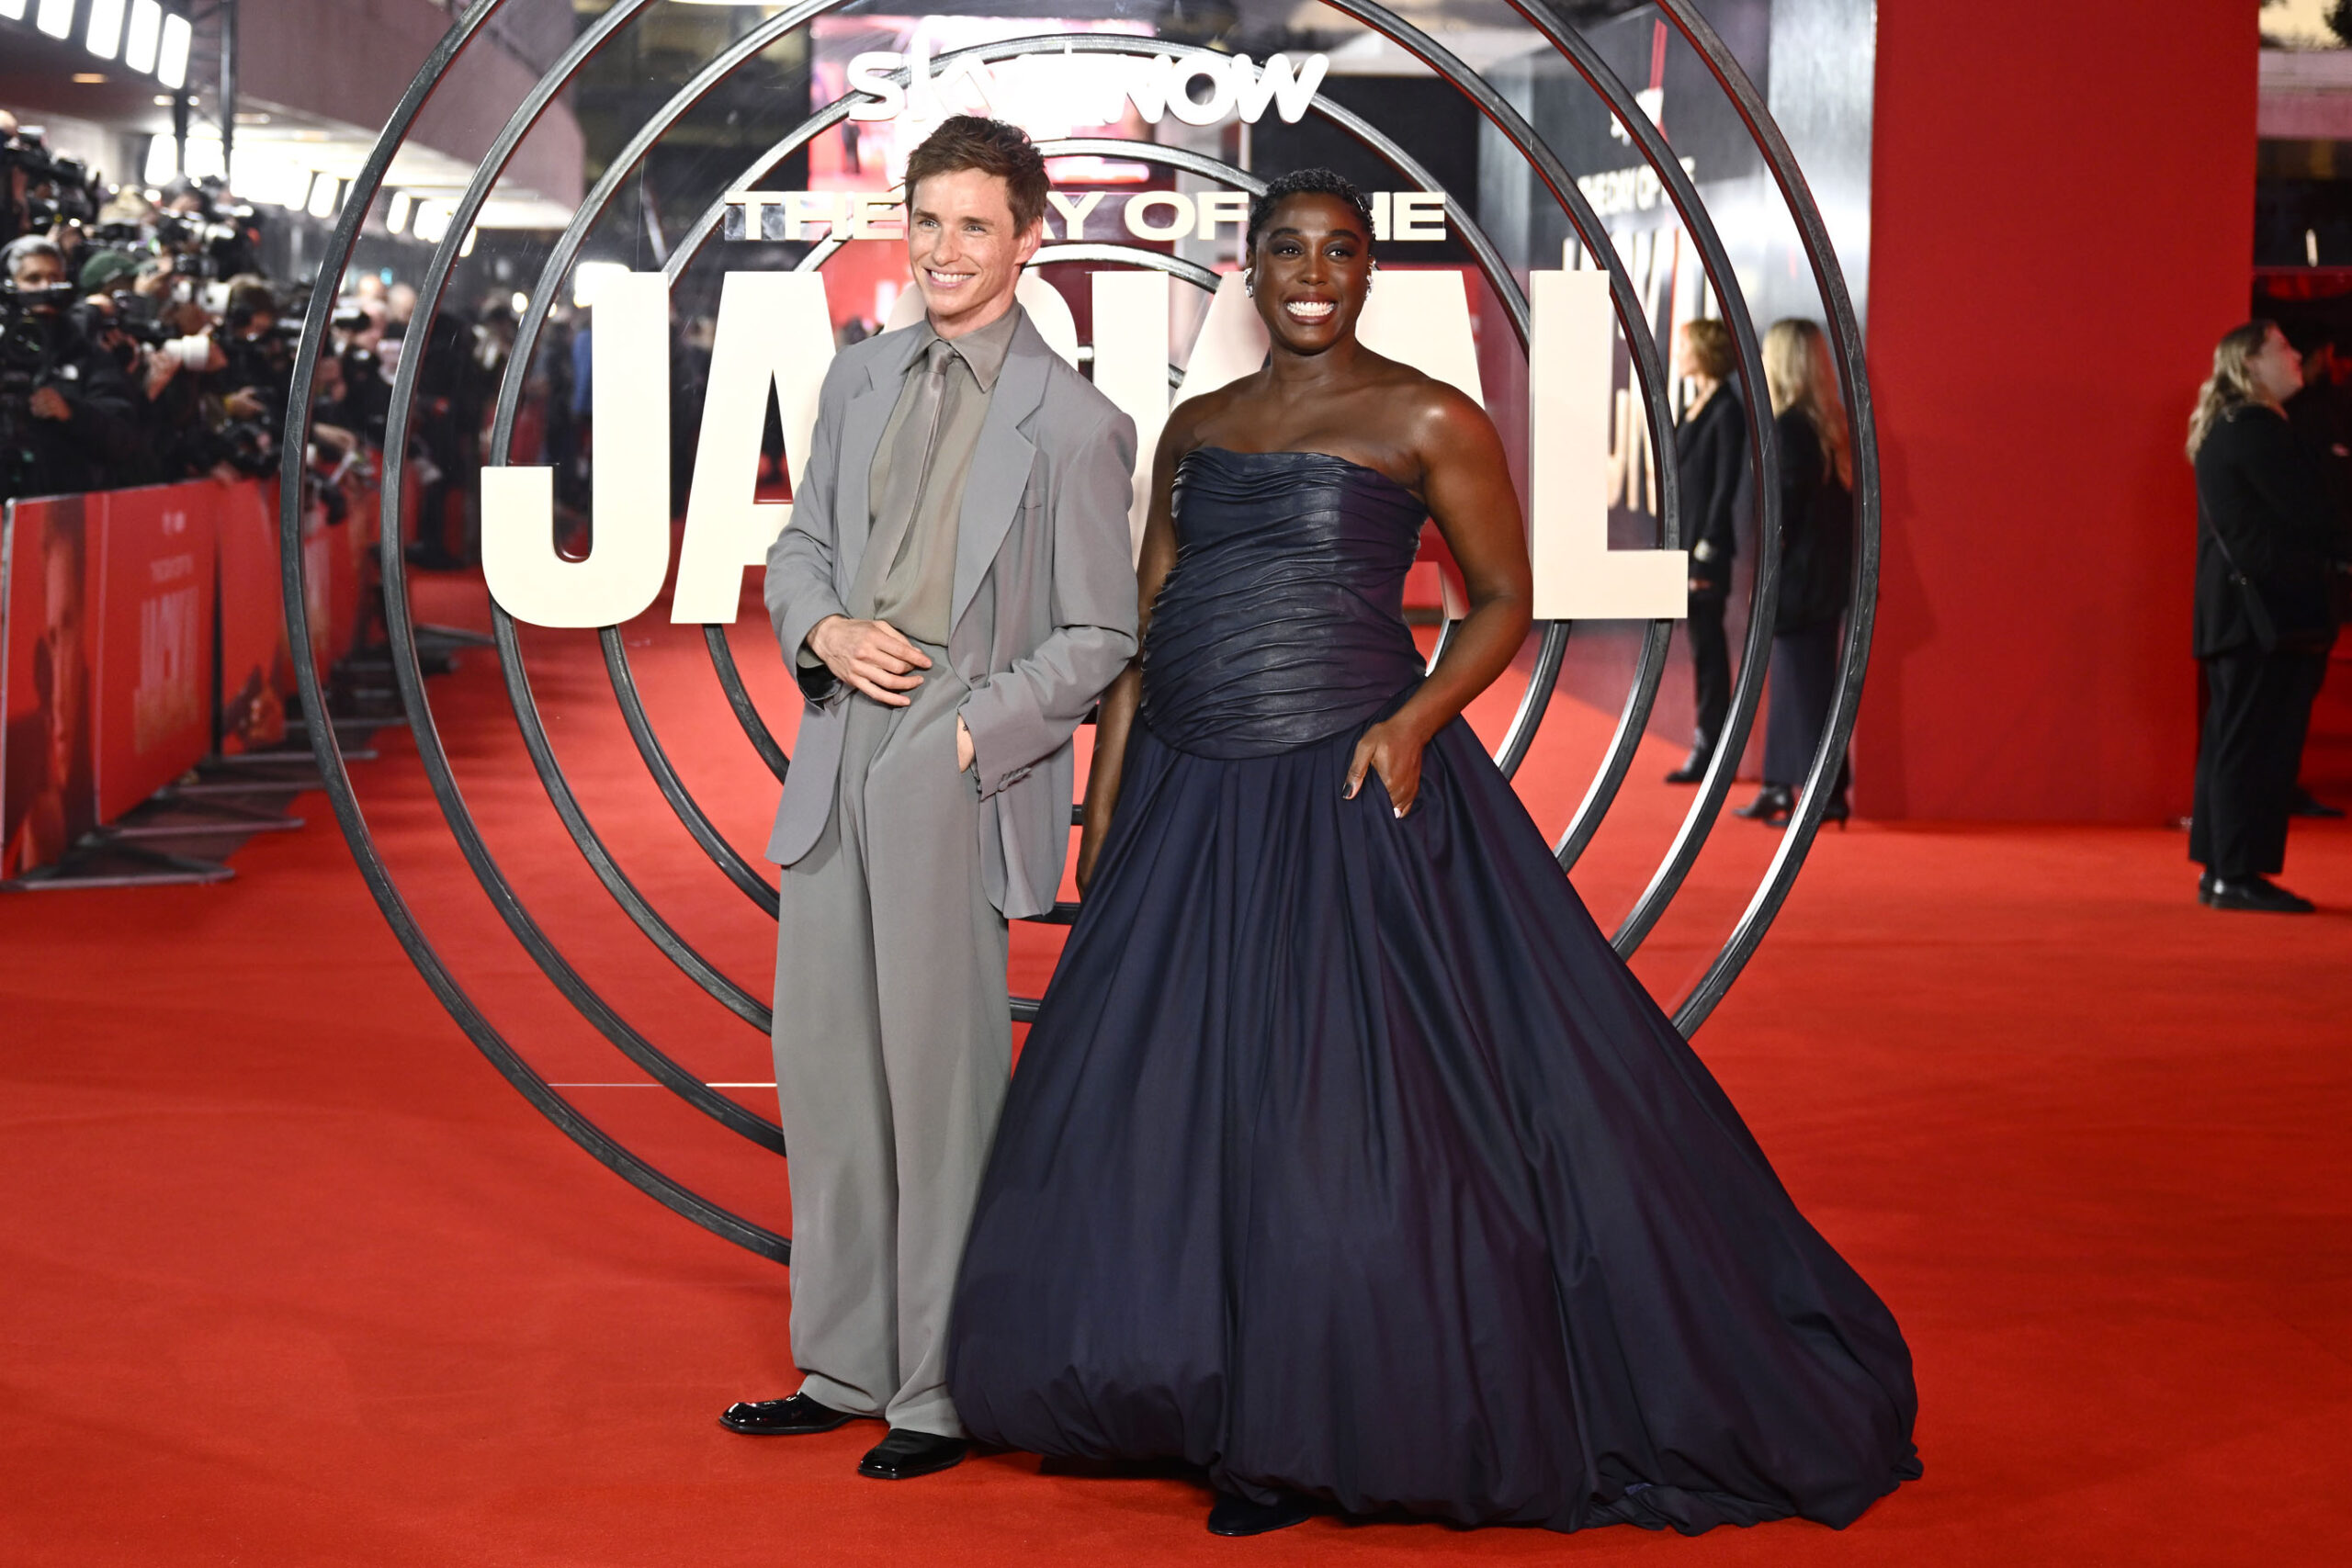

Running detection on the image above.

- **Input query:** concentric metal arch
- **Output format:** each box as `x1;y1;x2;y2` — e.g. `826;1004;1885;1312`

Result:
278;0;1877;1264
470;24;1659;1043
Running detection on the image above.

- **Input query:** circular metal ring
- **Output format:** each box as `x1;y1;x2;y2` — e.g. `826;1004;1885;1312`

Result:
277;0;1877;1260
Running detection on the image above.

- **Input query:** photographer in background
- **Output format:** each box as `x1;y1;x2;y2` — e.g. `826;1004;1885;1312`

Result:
76;248;224;485
2;235;141;502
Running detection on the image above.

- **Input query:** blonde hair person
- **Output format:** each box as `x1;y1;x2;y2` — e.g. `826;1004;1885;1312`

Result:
1666;316;1747;783
2186;320;2278;461
2185;319;2344;912
1761;318;1852;488
1735;318;1859;829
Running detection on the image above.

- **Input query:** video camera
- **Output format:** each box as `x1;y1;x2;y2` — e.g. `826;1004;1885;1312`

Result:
0;279;83;497
2;128;106;245
153;179;265;279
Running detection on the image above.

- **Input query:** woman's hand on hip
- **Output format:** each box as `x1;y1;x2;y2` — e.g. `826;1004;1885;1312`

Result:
1347;718;1430;818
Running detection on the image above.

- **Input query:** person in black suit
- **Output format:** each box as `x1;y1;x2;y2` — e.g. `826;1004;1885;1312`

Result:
2282;333;2352;819
1736;319;1854;828
2187;320;2347;913
1666;318;1746;784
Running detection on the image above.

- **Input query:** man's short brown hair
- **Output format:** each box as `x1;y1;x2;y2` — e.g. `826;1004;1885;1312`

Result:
902;115;1050;234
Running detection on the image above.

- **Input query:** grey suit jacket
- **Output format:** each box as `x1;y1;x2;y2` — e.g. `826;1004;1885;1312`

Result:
763;309;1139;919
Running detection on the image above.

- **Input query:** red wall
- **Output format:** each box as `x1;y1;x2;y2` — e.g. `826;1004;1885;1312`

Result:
1859;6;2259;820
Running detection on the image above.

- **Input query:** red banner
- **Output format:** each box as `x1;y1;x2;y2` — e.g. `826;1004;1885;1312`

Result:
91;484;218;824
6;471;386;878
214;479;296;755
2;495;102;879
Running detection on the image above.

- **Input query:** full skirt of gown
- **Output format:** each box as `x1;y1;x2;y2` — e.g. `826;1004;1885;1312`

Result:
945;707;1920;1533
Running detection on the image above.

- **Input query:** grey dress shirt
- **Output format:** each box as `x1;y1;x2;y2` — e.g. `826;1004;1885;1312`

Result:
841;305;1023;647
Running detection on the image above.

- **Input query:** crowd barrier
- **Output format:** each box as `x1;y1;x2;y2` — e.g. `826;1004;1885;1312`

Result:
0;465;390;882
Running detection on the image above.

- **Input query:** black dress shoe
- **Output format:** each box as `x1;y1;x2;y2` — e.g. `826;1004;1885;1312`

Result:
2291;787;2346;819
718;1393;856;1436
1664;748;1713;784
1207;1489;1317;1537
1734;784;1794;824
1818;793;1850;829
857;1428;968;1480
2205;875;2316;913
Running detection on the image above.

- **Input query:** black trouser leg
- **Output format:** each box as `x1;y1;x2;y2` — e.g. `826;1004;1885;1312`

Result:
1687;593;1731;755
2191;649;2327;878
1763;621;1849;794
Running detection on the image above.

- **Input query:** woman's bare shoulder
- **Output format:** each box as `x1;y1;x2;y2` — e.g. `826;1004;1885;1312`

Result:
1159;380;1255;459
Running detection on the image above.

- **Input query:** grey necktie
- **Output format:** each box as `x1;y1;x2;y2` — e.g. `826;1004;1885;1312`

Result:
869;338;956;582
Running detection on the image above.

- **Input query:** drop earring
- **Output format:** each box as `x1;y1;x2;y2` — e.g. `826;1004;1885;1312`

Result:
1244;271;1255;298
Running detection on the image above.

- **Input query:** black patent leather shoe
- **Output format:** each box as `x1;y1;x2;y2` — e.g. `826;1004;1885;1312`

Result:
2205;875;2316;913
1664;748;1713;784
1734;784;1794;824
1207;1489;1317;1537
719;1393;856;1436
857;1428;968;1480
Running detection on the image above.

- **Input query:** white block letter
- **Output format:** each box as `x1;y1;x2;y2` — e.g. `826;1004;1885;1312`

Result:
1124;191;1194;241
1528;269;1687;619
484;272;671;628
846;52;905;121
1046;188;1105;241
672;272;837;625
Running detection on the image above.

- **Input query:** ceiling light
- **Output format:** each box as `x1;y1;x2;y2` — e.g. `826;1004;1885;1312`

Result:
307;173;339;220
158;12;192;90
73;73;107;85
86;0;126;59
36;0;73;40
0;3;30;26
386;192;412;234
126;1;162;73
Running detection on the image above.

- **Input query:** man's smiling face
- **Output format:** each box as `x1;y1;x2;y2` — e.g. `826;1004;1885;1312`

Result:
905;166;1039;339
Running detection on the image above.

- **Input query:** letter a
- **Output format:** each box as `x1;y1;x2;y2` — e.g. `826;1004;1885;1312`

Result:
483;271;671;628
673;272;837;624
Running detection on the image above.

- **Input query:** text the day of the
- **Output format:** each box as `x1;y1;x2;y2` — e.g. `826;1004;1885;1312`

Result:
723;188;1455;244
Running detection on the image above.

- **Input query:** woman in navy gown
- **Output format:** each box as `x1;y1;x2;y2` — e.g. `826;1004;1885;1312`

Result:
945;171;1919;1538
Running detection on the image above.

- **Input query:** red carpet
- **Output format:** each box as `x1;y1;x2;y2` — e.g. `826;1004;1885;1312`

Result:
5;586;2350;1566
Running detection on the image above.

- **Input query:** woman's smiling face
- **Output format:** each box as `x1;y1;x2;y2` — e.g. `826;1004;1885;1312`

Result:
1250;192;1374;355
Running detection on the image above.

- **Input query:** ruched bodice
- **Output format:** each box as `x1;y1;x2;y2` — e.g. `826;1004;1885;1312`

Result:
1139;447;1427;758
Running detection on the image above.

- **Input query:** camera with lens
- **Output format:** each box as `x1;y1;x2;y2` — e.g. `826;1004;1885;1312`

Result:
153;180;264;280
3;130;106;244
0;280;84;496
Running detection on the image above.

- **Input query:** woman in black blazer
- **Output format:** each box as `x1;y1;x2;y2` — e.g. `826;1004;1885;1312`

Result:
1668;318;1747;784
2187;320;2345;913
1736;320;1854;827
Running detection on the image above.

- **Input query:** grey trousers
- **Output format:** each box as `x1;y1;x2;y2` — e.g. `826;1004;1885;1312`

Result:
772;647;1011;1438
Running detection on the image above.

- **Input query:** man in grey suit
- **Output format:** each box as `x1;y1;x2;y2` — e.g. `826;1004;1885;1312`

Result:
719;117;1139;1481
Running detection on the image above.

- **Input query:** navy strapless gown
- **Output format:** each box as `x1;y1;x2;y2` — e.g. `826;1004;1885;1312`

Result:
945;448;1919;1533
